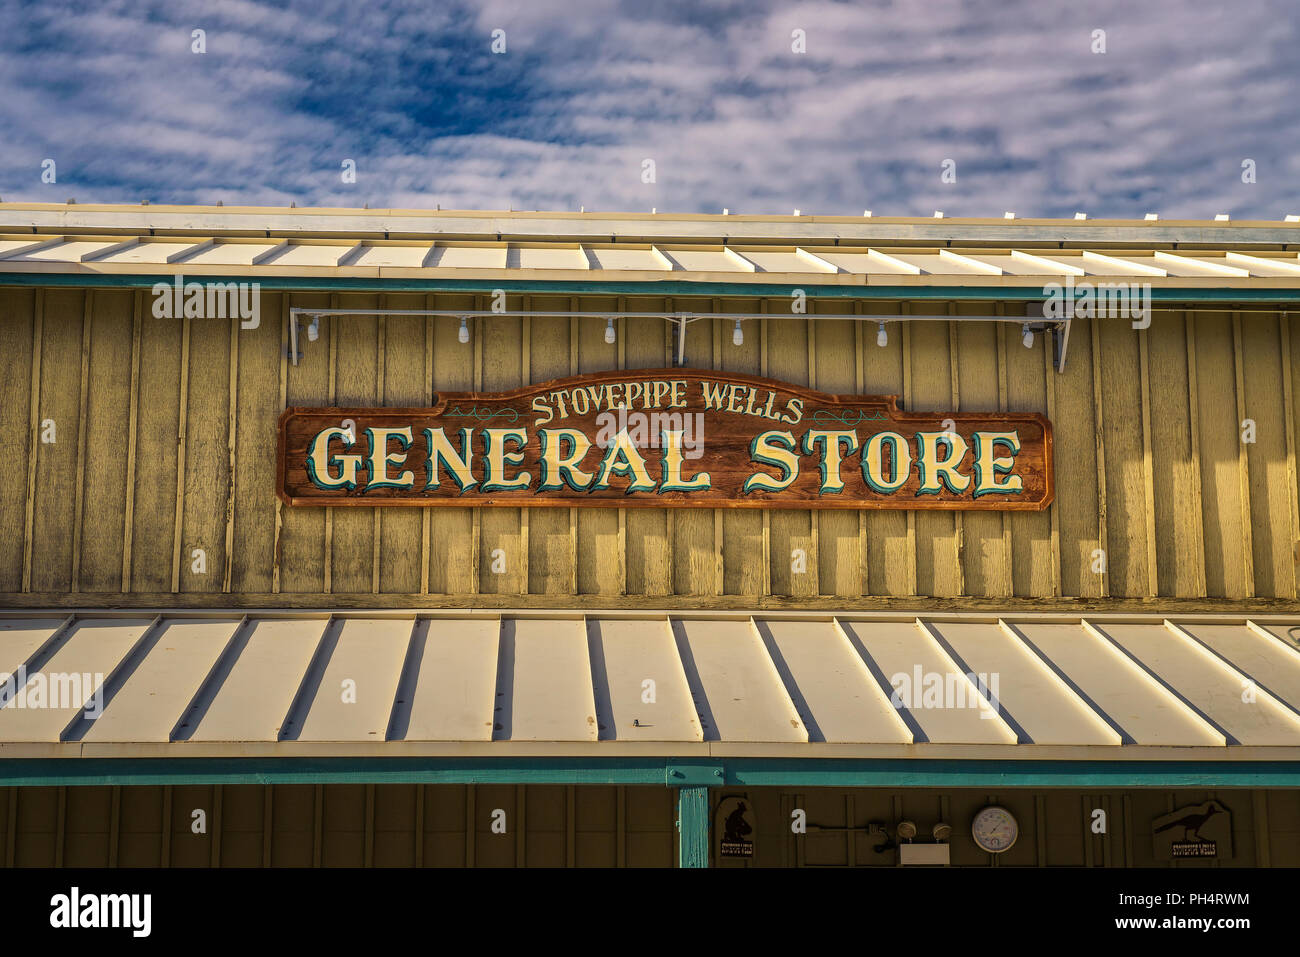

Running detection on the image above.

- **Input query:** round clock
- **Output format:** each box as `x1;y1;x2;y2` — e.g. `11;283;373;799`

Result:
971;805;1018;853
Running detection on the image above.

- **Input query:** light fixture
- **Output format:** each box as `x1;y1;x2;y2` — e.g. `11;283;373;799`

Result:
604;316;616;344
933;822;953;843
876;321;888;348
458;317;470;344
732;318;744;346
306;316;319;342
897;820;918;841
1022;322;1035;348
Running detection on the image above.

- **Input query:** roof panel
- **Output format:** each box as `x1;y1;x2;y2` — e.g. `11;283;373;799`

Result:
584;246;669;270
501;618;597;741
82;618;240;743
589;618;701;742
187;618;326;742
658;248;750;272
0;618;154;742
429;244;507;269
13;240;117;262
351;244;431;268
93;241;197;264
0;617;67;676
1012;622;1221;745
404;618;499;741
1097;621;1300;745
512;245;588;270
296;618;412;741
927;621;1119;745
760;619;909;743
839;620;1014;744
182;242;277;265
1179;622;1300;708
264;243;352;266
672;619;806;742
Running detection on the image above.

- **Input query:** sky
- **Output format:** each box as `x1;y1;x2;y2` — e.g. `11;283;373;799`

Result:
0;0;1296;219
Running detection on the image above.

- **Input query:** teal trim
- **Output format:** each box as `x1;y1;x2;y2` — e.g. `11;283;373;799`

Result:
676;786;709;868
2;757;1299;788
7;272;1300;302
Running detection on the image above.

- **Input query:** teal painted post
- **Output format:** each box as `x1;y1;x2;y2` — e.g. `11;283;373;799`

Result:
677;786;709;868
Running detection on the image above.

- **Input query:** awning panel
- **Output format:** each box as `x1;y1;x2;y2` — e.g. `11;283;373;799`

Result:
403;618;500;741
589;618;702;743
80;618;240;743
1;611;1298;760
1011;622;1223;746
926;621;1120;746
185;618;326;742
838;620;1014;744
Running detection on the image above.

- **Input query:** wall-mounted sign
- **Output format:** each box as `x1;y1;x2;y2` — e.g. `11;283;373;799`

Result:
1153;800;1231;860
277;370;1053;510
715;796;755;860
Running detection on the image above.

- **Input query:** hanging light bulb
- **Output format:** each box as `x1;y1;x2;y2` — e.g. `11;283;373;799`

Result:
458;317;470;344
1022;322;1034;348
306;316;319;341
604;316;616;344
876;321;888;348
732;318;744;346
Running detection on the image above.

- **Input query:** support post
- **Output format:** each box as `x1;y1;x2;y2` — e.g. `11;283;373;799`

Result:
677;786;709;868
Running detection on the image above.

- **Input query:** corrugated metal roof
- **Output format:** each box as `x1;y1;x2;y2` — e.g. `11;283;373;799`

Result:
2;610;1298;760
3;236;1299;288
1;203;1298;288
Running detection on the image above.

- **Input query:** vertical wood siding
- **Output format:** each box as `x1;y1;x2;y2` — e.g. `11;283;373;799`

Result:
2;289;1296;604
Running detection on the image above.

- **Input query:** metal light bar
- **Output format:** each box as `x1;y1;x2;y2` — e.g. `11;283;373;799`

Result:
286;306;1071;372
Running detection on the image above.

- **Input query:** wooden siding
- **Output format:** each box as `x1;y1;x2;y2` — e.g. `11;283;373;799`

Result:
1;784;1294;867
1;288;1297;606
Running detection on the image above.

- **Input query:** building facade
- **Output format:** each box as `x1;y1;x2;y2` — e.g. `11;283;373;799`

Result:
1;203;1298;866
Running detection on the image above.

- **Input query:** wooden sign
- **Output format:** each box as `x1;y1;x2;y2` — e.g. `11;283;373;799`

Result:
277;370;1052;510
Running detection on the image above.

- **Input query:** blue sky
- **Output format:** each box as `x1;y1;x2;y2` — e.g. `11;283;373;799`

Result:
1;0;1296;218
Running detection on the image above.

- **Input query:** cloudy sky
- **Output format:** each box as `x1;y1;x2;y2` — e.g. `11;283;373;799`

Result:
1;0;1296;218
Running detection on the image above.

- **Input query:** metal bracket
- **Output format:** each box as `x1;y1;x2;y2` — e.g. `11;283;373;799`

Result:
666;761;726;788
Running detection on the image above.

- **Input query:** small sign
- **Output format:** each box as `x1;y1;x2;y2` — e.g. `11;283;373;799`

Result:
277;370;1053;510
1153;800;1231;861
715;796;754;859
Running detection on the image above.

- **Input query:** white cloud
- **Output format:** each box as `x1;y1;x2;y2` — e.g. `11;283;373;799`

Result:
0;0;1295;218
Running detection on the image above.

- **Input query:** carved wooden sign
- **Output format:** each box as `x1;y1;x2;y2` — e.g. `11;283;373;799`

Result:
277;370;1053;510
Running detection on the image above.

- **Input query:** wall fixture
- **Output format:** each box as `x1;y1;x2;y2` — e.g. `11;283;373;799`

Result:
876;321;888;348
732;318;744;346
604;316;616;344
458;317;470;344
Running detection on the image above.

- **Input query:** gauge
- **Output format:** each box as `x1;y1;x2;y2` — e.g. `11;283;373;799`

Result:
972;805;1018;853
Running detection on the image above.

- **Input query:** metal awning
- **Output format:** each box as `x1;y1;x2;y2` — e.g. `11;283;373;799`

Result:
3;234;1300;288
2;610;1299;762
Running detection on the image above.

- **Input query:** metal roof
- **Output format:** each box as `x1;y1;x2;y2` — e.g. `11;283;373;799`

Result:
1;203;1299;289
2;610;1298;761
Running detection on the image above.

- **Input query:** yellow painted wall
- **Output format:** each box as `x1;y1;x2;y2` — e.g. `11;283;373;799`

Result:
1;286;1297;606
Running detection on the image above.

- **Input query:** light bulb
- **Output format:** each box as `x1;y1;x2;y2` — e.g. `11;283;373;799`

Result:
458;317;470;344
732;319;744;346
306;317;319;342
605;317;616;344
876;321;888;348
1022;323;1034;349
